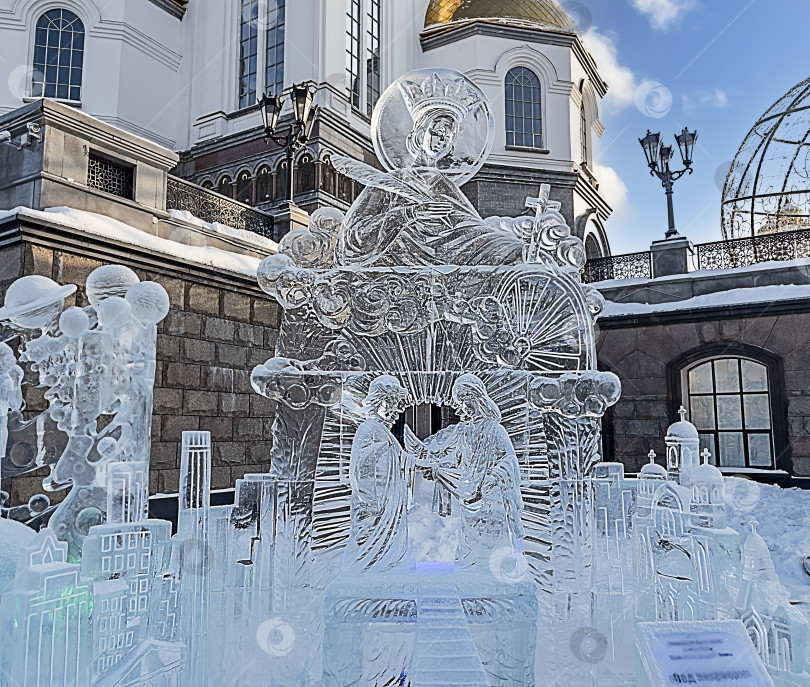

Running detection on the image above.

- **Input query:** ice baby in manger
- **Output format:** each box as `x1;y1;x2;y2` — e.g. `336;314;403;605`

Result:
333;68;552;268
345;373;525;574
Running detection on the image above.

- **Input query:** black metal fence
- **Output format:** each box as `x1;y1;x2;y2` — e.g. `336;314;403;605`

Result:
697;228;810;270
582;251;652;284
166;176;275;239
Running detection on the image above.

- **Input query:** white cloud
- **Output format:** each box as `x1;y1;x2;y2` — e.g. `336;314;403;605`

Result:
582;29;638;114
682;88;729;113
594;164;630;219
631;0;698;31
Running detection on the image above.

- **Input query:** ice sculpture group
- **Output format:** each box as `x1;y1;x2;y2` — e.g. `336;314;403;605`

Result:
0;69;807;686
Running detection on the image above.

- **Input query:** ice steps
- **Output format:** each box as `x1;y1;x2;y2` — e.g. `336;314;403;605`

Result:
410;584;490;687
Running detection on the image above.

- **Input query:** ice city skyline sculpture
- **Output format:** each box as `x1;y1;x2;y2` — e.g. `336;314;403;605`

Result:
0;67;806;687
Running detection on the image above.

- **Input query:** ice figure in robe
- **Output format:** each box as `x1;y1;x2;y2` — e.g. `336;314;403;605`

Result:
0;343;23;461
344;375;412;572
333;69;526;268
409;374;525;568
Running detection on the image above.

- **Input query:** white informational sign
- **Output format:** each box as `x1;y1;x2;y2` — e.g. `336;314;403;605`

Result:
636;621;775;687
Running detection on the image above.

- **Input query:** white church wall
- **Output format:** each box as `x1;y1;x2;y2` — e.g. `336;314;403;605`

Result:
0;0;183;147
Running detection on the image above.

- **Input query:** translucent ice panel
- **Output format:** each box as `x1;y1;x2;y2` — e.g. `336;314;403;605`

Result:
688;362;713;394
690;396;715;430
741;359;768;392
718;432;745;467
747;434;773;467
714;359;740;393
743;394;771;429
716;395;742;430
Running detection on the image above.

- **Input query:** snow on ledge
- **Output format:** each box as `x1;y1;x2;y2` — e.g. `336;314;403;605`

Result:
1;206;266;280
602;284;810;318
167;209;277;252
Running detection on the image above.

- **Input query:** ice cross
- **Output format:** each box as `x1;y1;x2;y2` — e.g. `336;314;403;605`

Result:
700;448;712;465
525;184;560;220
648;450;657;464
747;518;759;535
678;406;688;422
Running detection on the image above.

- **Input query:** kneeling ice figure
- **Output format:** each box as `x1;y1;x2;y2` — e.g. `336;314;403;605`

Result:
409;374;525;570
344;375;412;572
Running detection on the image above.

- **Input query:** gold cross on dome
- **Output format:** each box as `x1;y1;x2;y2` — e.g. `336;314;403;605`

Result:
525;184;560;219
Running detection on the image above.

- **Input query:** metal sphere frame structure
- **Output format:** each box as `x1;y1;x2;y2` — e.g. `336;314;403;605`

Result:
722;76;810;239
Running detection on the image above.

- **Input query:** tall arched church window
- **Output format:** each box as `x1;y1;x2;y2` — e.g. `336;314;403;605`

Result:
266;0;285;99
297;154;315;192
678;351;783;470
337;171;353;203
580;101;589;165
239;0;285;110
32;9;85;102
346;0;381;114
256;166;272;202
238;0;259;109
505;67;543;149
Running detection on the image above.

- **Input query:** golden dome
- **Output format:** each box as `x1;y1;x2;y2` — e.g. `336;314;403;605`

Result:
425;0;578;32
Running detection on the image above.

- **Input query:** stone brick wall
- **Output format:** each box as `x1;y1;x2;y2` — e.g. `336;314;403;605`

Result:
597;310;810;479
0;236;281;506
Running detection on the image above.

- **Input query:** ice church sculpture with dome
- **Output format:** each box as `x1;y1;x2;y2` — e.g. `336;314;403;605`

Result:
0;68;807;687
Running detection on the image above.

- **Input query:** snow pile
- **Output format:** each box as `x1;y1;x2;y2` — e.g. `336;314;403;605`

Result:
603;284;810;318
0;207;266;279
725;477;810;603
0;518;35;596
167;209;277;252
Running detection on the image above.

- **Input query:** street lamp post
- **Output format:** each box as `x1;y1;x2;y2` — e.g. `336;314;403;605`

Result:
258;83;319;204
639;128;698;239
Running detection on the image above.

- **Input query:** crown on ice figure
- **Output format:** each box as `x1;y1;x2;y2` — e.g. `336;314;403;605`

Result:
399;72;479;123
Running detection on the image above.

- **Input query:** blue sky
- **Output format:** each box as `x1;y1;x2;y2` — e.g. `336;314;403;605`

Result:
578;0;810;254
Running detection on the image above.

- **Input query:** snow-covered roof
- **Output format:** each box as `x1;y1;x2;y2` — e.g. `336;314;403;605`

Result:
602;284;810;318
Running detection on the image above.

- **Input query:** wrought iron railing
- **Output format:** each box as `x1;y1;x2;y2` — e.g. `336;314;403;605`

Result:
166;175;275;239
582;251;652;284
697;227;810;270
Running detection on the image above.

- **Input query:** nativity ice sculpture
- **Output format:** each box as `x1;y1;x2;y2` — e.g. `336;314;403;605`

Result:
252;67;621;685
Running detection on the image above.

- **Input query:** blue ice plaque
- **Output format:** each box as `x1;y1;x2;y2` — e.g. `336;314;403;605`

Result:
636;620;775;687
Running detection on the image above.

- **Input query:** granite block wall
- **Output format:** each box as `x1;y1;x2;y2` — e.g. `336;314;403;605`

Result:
598;311;810;479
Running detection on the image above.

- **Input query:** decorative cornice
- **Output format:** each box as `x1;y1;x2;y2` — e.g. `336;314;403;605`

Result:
420;20;608;98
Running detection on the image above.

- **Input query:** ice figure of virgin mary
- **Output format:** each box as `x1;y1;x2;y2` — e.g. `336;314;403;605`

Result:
334;69;526;268
409;374;525;568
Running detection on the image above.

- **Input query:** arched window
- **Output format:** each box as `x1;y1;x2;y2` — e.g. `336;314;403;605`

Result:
671;345;787;470
297;154;315;193
236;171;253;204
256;166;272;202
505;67;543;149
202;180;214;190
337;171;353;203
321;157;336;196
217;175;233;198
584;234;602;259
276;160;288;199
32;9;85;102
580;101;589;165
